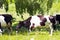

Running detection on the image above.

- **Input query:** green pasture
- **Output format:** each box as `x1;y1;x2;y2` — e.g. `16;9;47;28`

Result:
0;31;60;40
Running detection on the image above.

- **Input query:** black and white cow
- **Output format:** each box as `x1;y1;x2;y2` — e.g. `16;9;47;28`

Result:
16;15;56;36
0;14;13;34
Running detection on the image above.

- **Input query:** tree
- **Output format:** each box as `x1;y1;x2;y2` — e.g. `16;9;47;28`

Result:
0;0;4;8
4;0;9;12
47;0;54;13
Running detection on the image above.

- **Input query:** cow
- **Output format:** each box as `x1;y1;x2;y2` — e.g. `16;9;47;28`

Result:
16;14;56;36
0;14;13;34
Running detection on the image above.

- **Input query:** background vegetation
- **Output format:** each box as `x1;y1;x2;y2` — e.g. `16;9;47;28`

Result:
0;0;60;40
0;0;60;20
0;0;60;26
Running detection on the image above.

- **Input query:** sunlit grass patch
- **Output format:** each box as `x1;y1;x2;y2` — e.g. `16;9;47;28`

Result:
0;31;60;40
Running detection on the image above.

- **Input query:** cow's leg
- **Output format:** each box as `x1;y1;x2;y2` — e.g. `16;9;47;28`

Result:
52;24;56;31
29;24;33;32
16;25;21;35
55;21;59;31
49;23;53;36
29;27;31;32
0;23;2;35
16;24;22;33
29;23;35;32
16;26;19;33
7;22;12;34
31;23;35;31
0;23;1;28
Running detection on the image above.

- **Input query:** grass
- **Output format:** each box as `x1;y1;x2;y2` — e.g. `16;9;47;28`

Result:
0;30;60;40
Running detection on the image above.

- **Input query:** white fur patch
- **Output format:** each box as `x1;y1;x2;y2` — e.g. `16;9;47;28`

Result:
0;16;6;27
30;16;42;28
30;15;51;28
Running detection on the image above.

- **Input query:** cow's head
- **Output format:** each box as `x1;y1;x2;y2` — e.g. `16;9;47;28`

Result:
16;17;31;32
16;21;24;31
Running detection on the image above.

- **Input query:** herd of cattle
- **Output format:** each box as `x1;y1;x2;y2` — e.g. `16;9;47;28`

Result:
0;14;60;36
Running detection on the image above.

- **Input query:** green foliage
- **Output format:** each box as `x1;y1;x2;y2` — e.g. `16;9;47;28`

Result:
14;0;53;16
39;0;47;14
1;0;53;17
49;0;60;14
2;0;60;16
15;0;46;16
27;2;40;15
15;0;29;19
4;0;9;12
0;0;4;8
47;0;54;13
1;0;60;19
15;0;28;14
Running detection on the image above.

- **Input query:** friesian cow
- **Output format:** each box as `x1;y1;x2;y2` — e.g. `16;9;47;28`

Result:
0;14;13;34
16;15;56;36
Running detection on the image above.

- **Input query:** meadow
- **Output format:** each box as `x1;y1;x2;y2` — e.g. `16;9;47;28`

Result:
0;2;60;40
0;30;60;40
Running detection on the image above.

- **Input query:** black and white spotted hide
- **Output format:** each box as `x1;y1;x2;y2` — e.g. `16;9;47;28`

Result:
0;14;13;34
16;15;56;36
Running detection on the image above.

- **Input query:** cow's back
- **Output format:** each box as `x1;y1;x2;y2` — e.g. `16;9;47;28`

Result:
2;14;13;23
0;14;13;27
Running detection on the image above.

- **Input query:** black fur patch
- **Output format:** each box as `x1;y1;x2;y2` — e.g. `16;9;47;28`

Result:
1;14;13;24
